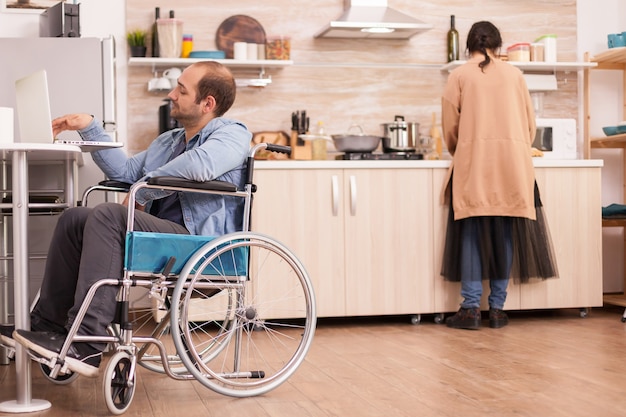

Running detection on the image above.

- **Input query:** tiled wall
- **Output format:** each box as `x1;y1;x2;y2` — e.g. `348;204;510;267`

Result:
126;0;578;153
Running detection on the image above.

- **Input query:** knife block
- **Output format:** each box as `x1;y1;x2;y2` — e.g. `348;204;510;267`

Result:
290;130;311;160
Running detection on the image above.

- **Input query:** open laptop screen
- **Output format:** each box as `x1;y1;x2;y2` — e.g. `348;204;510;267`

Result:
13;69;123;150
14;69;54;144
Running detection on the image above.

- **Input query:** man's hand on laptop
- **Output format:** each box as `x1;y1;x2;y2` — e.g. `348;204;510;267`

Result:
52;113;94;136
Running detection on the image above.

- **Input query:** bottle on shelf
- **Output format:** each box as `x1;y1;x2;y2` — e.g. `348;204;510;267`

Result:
311;121;328;160
151;7;160;57
181;34;193;58
430;112;443;159
447;15;460;63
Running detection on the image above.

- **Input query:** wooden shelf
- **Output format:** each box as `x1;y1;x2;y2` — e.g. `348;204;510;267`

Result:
602;218;626;227
603;293;626;307
585;48;626;301
592;47;626;64
590;133;626;148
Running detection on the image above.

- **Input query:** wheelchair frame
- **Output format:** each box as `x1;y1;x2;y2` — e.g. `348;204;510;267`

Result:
28;143;317;414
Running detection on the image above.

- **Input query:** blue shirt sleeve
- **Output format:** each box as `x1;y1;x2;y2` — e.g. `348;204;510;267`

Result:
79;117;251;206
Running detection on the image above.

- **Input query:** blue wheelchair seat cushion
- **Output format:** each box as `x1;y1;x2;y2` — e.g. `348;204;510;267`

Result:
125;231;247;276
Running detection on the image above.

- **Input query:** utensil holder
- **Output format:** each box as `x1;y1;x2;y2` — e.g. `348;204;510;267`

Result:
290;130;311;160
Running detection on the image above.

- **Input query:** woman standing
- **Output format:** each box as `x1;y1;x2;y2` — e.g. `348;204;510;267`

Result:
440;21;558;330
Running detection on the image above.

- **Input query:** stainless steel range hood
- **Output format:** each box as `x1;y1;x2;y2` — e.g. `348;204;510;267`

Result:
315;0;432;39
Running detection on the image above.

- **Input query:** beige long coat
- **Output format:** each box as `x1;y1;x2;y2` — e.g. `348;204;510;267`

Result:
441;54;537;221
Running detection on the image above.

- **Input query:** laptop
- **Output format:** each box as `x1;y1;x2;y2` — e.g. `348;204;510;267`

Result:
14;69;123;151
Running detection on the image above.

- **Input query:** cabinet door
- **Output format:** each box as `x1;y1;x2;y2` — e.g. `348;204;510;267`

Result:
521;167;603;308
432;168;521;312
343;169;434;316
252;169;346;317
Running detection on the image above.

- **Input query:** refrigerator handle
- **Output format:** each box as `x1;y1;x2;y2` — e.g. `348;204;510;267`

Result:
101;36;117;134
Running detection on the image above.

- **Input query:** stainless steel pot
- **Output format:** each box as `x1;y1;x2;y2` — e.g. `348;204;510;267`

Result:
332;125;382;153
381;115;419;152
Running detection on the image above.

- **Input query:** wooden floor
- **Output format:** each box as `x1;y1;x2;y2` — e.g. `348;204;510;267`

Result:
2;307;626;417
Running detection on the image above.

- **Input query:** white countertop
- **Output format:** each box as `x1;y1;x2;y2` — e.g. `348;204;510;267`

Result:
254;158;604;169
0;143;84;166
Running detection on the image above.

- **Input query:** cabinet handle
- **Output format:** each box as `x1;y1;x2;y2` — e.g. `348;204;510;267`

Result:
350;175;357;216
331;175;339;216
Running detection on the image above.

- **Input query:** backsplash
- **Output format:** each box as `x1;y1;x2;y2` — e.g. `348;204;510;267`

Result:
126;0;578;154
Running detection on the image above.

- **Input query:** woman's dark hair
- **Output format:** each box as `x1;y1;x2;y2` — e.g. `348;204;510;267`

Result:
466;21;502;72
194;61;236;117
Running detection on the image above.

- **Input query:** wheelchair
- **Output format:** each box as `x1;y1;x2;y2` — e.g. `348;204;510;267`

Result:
24;143;317;414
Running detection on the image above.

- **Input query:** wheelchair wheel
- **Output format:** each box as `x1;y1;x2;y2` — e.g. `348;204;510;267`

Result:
169;232;316;398
40;363;79;385
103;351;136;415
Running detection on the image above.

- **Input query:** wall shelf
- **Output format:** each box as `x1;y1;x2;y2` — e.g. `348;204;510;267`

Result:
441;60;597;73
128;57;293;71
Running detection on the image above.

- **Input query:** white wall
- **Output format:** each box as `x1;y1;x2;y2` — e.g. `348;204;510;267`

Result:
578;0;626;292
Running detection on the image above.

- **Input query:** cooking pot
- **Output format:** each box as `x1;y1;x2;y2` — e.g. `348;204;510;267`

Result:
381;115;419;152
331;125;382;153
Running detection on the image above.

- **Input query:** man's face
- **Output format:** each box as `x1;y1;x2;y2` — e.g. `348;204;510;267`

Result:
167;65;205;123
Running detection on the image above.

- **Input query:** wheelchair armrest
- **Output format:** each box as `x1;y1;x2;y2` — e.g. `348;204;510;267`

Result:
97;180;132;191
146;176;238;192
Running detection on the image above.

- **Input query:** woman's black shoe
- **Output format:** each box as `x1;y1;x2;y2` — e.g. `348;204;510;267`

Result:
446;307;481;330
489;308;509;328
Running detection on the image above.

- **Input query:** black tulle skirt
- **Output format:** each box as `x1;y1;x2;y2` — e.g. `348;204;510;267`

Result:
440;181;559;283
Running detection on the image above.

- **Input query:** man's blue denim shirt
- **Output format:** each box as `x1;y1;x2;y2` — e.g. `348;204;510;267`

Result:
79;117;251;237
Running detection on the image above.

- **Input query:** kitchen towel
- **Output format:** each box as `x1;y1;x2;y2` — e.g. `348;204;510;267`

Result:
0;107;14;144
602;203;626;218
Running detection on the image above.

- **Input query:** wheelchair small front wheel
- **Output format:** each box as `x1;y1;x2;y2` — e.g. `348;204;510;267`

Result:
40;363;79;385
103;351;136;415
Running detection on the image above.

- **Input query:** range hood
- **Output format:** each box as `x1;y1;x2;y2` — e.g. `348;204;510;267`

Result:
315;0;432;39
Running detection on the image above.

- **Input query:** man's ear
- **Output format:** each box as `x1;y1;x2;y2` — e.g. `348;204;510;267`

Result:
203;96;217;114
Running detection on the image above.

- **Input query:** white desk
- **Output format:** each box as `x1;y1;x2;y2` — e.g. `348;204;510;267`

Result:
0;143;82;413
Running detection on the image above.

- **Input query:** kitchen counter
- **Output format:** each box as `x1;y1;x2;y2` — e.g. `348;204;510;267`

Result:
254;158;604;169
251;159;603;319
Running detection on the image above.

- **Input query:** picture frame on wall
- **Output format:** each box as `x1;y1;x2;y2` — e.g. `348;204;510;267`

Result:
1;0;66;14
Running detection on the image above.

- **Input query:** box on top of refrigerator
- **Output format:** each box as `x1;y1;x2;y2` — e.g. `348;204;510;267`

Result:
40;1;80;38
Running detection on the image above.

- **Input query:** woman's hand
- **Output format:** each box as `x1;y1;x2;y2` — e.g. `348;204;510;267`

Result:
52;114;94;136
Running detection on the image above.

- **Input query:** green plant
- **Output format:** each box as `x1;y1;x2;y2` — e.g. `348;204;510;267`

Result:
127;29;147;47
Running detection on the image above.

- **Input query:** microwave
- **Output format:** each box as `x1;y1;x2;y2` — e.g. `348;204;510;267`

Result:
533;118;577;159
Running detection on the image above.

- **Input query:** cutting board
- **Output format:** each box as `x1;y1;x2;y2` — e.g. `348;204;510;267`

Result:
215;15;266;59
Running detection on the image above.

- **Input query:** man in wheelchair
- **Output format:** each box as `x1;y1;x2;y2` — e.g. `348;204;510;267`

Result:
0;61;252;377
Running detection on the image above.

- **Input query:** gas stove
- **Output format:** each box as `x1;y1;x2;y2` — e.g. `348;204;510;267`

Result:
336;152;424;161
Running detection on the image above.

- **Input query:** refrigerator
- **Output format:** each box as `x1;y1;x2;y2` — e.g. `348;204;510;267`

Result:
0;37;117;356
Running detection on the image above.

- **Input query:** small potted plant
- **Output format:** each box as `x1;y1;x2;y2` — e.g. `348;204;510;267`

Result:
127;29;147;57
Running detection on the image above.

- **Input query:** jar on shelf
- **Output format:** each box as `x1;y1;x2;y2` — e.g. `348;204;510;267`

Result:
265;35;291;60
506;43;531;62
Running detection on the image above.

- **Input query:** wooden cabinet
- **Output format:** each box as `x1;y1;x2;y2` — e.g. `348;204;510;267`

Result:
341;169;434;316
584;47;626;308
523;167;603;309
431;166;602;314
252;169;345;317
252;167;434;318
253;162;602;319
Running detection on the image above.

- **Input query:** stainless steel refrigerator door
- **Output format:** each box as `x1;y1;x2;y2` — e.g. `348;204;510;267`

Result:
0;37;114;138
